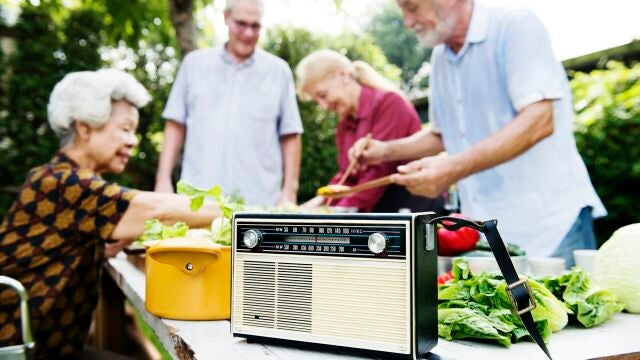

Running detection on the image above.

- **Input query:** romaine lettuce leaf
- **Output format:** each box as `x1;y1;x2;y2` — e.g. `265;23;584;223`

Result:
540;267;624;328
136;219;190;245
438;308;513;347
437;259;566;347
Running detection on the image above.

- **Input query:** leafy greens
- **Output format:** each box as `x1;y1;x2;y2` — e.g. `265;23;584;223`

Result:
539;267;624;328
437;259;568;347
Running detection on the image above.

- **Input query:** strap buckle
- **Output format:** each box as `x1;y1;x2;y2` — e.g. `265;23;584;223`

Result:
506;278;537;315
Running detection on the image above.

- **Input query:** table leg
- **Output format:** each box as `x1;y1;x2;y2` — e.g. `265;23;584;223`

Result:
94;271;126;352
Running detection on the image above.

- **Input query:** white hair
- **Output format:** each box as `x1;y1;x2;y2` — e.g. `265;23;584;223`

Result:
225;0;264;18
47;68;151;144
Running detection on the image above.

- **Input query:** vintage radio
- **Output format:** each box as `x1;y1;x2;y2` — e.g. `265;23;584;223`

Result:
231;212;438;359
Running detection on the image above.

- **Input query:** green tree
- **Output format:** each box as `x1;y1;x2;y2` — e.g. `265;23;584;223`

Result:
62;9;104;72
98;0;176;52
0;4;106;215
0;7;9;211
571;61;640;244
366;1;431;92
0;5;63;212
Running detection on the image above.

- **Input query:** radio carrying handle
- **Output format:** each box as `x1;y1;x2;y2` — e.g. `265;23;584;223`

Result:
429;216;553;360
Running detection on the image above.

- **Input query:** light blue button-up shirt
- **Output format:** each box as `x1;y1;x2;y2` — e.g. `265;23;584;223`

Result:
163;46;303;205
429;2;606;256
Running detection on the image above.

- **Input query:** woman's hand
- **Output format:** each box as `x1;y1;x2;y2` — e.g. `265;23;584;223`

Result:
348;138;388;172
105;241;130;258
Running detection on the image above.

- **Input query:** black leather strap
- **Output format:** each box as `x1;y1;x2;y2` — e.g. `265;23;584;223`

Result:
430;216;553;360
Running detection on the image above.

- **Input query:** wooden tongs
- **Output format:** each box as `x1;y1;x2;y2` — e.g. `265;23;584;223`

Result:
317;175;394;199
323;133;372;205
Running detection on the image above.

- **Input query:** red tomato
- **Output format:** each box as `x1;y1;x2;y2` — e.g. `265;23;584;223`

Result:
437;213;480;256
438;271;454;285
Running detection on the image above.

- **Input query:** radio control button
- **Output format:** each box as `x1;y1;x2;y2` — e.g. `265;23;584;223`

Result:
368;232;389;254
243;229;263;249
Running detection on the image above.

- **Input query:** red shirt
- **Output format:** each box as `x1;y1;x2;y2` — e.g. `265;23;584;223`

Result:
329;86;422;212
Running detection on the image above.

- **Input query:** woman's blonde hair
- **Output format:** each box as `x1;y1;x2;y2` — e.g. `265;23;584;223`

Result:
295;49;403;101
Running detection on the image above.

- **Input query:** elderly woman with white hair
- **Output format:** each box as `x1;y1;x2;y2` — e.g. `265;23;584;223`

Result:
0;69;221;358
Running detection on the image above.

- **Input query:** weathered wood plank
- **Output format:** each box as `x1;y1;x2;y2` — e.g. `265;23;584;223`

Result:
105;254;374;360
105;253;640;360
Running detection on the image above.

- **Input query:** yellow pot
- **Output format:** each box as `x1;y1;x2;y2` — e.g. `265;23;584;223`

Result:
145;238;230;320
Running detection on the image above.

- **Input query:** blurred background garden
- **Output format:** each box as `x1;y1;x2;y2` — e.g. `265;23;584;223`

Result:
0;0;639;245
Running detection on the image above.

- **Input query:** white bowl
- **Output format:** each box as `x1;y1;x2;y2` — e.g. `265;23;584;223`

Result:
437;256;454;275
573;249;599;273
528;257;566;276
460;256;529;275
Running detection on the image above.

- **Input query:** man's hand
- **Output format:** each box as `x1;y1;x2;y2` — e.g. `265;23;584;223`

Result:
391;154;461;198
300;195;325;209
348;138;388;172
154;177;174;193
277;187;298;208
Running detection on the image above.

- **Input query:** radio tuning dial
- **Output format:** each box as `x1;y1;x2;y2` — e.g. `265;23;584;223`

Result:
368;232;389;254
243;229;263;249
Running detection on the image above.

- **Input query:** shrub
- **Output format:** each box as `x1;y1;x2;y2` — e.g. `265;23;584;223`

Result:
571;61;640;243
0;5;63;214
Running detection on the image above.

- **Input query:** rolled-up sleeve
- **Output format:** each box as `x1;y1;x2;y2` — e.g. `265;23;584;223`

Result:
503;9;565;112
277;66;303;136
162;55;191;124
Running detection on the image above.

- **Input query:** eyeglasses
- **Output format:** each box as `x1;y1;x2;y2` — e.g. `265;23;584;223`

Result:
230;17;261;32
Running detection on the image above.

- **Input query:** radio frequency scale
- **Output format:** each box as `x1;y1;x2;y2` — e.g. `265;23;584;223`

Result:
231;212;438;359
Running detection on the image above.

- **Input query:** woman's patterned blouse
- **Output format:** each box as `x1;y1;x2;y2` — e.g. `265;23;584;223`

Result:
0;152;137;358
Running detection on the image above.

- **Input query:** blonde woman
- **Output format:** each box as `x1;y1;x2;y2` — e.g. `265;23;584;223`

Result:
296;49;434;212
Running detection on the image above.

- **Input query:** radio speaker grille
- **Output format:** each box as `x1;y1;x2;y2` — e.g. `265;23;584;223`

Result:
234;255;409;351
241;261;275;328
277;262;312;332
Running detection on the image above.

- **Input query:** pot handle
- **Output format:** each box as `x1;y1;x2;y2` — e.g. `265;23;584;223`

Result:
148;246;222;275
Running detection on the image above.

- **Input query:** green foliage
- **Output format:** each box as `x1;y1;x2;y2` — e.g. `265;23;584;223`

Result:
0;7;9;212
263;26;401;202
0;3;178;218
0;4;107;214
97;0;175;51
61;8;104;72
366;0;431;91
0;5;63;212
571;61;640;243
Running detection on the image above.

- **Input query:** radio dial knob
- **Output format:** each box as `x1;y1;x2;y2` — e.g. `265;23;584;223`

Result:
368;232;389;254
243;229;263;249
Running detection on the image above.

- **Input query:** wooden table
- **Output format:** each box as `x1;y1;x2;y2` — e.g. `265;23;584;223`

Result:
99;253;640;360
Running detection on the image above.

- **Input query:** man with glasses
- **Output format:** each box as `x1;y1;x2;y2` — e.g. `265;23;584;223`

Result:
349;0;606;266
156;0;303;207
